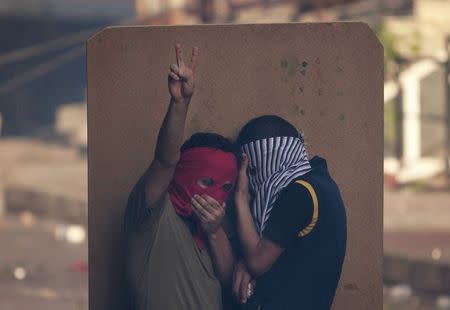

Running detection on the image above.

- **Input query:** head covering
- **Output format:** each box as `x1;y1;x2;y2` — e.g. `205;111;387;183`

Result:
168;147;238;249
241;135;312;235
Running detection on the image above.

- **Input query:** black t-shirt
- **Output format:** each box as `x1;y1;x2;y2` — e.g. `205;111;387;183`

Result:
243;155;347;310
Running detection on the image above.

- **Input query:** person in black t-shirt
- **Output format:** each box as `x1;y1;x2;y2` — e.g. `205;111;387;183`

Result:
231;115;347;310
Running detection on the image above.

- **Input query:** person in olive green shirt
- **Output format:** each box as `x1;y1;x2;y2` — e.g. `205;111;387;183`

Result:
123;43;240;310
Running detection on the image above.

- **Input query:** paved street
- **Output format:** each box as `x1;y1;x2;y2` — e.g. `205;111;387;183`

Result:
0;214;87;310
384;187;450;265
1;188;450;309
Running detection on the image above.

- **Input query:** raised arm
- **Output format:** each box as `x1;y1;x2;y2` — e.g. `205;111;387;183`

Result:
145;43;199;206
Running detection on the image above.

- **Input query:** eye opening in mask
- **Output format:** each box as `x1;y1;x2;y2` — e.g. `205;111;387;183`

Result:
249;166;257;176
222;182;234;192
197;177;214;188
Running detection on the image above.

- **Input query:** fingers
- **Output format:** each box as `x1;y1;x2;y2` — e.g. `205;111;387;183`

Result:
168;63;180;81
170;61;188;80
240;153;249;174
174;43;185;67
192;207;209;224
168;71;180;81
202;195;225;214
233;267;244;301
247;281;255;300
236;153;249;194
188;46;199;71
194;195;223;217
191;198;210;221
238;153;249;185
239;270;252;304
170;63;180;75
232;262;252;304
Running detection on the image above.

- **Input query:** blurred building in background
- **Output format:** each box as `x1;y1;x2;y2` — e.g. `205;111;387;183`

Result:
0;0;449;309
0;0;134;135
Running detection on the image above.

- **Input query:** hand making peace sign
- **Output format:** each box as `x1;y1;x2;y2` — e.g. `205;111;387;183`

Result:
168;43;199;103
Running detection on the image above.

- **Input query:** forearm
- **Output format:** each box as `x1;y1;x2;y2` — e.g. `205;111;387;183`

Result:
234;154;283;276
207;227;235;286
154;97;190;167
235;200;261;268
236;201;284;276
144;43;197;206
144;97;190;206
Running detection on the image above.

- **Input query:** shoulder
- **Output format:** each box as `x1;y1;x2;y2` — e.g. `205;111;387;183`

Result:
263;179;317;247
272;179;319;218
277;179;314;203
124;190;169;234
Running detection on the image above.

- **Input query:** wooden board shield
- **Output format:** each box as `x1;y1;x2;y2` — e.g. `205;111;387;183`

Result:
87;22;383;310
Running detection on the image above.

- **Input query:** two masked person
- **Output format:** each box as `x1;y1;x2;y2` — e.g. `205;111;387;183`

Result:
124;43;347;310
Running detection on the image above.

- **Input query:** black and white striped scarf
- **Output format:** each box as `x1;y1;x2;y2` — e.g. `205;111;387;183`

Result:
241;135;312;235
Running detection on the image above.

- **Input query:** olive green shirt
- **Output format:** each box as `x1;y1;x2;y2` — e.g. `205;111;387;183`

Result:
124;188;222;310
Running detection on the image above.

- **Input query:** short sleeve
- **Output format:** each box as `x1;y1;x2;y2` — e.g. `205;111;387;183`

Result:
262;181;314;248
123;171;166;234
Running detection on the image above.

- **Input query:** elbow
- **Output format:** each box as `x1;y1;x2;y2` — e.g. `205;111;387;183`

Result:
154;153;179;168
244;239;282;277
246;256;270;277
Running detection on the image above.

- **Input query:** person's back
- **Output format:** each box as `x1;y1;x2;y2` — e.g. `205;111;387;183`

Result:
246;155;347;309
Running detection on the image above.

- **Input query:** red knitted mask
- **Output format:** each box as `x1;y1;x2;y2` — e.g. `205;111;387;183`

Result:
168;147;238;249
